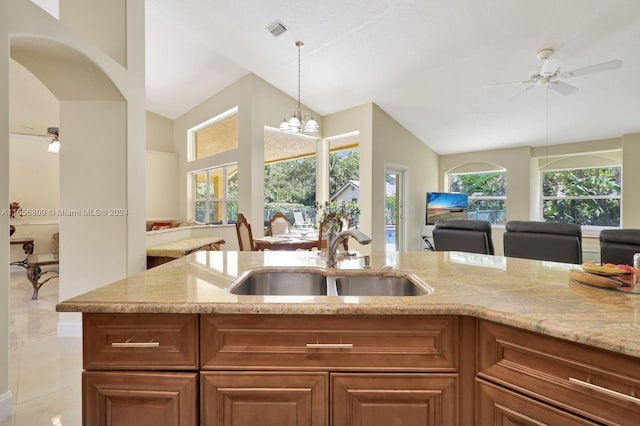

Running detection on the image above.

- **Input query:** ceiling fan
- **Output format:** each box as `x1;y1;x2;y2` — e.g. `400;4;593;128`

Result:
485;48;623;95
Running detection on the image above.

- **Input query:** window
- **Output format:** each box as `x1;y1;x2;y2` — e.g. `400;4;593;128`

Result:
193;164;238;224
541;166;621;227
263;128;318;224
189;107;238;161
449;171;507;225
329;134;360;225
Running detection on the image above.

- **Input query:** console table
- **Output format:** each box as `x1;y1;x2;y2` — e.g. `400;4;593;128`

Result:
12;253;59;300
10;237;35;256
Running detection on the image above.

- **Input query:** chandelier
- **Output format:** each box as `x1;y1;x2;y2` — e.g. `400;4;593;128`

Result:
279;41;319;134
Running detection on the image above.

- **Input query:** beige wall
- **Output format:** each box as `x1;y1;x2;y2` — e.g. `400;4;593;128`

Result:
372;104;439;251
146;151;179;220
146;111;174;152
622;133;640;228
322;104;373;248
59;0;126;67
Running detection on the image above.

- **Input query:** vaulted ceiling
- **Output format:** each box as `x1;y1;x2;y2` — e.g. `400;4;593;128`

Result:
145;0;640;155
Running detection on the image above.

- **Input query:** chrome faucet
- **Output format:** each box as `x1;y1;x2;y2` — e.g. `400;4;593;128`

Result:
327;229;372;269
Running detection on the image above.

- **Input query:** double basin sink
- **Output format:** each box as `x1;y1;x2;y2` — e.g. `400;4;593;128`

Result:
226;269;433;297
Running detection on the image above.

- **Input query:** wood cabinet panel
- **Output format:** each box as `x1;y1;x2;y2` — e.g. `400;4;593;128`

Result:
477;320;640;424
476;379;598;425
200;371;328;426
83;371;198;426
83;313;198;370
331;373;458;426
200;314;458;371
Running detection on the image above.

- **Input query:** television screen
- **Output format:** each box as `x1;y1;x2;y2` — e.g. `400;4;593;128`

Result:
426;192;468;225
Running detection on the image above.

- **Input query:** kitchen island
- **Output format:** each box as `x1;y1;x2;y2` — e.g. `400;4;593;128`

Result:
57;250;640;425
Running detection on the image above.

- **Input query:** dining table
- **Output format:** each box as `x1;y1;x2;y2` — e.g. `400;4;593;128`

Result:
253;229;321;251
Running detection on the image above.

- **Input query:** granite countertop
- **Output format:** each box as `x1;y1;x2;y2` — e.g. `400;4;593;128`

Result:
56;250;640;359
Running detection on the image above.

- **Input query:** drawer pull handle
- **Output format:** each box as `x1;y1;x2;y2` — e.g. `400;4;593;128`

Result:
305;343;353;349
569;377;640;404
111;342;160;348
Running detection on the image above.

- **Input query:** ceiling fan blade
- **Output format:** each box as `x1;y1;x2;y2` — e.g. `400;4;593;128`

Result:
560;59;623;79
484;79;533;88
549;81;579;95
540;59;561;77
508;84;535;100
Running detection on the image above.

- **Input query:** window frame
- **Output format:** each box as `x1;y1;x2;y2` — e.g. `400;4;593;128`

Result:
447;170;507;225
192;163;238;225
187;106;238;162
539;165;622;229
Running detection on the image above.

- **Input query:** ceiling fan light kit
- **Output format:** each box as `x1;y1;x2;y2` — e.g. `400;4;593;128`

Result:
47;126;60;153
485;48;623;95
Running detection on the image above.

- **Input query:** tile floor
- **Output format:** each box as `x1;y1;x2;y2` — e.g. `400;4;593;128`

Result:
1;271;81;426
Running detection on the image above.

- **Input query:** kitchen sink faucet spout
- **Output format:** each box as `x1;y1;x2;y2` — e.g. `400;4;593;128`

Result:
327;229;372;269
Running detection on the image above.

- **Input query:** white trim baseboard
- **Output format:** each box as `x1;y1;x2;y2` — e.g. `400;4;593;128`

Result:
0;390;13;421
57;320;82;338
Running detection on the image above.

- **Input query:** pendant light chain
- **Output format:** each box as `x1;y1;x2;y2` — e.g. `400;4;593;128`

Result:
297;41;302;111
545;86;549;168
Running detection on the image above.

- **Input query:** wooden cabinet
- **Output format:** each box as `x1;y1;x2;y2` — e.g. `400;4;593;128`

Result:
477;320;640;425
199;314;468;426
83;371;198;426
200;314;459;371
83;313;198;370
82;313;199;426
82;313;476;425
476;379;598;425
200;372;327;426
331;373;458;426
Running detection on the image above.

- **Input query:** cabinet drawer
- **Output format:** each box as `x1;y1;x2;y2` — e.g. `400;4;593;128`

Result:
83;313;198;370
200;314;458;371
476;378;598;425
478;320;640;424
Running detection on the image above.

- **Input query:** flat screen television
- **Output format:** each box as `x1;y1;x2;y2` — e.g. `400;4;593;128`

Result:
426;192;468;225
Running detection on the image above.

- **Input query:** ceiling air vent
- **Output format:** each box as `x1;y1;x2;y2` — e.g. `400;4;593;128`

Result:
267;20;288;37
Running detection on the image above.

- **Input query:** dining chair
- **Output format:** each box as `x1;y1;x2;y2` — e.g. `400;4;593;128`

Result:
432;220;495;255
268;212;292;236
235;213;256;251
503;220;582;264
599;229;640;265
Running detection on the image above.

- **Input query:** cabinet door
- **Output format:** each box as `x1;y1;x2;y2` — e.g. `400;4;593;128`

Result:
476;379;598;425
331;373;458;426
83;371;198;426
201;371;328;426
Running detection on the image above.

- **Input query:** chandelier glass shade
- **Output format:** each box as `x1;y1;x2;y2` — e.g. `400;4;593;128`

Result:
279;41;319;134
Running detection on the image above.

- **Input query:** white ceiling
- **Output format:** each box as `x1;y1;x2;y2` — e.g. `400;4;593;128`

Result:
146;0;640;155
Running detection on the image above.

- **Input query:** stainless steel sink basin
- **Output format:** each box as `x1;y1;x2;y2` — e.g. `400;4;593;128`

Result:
228;271;327;296
226;270;432;297
335;275;429;296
